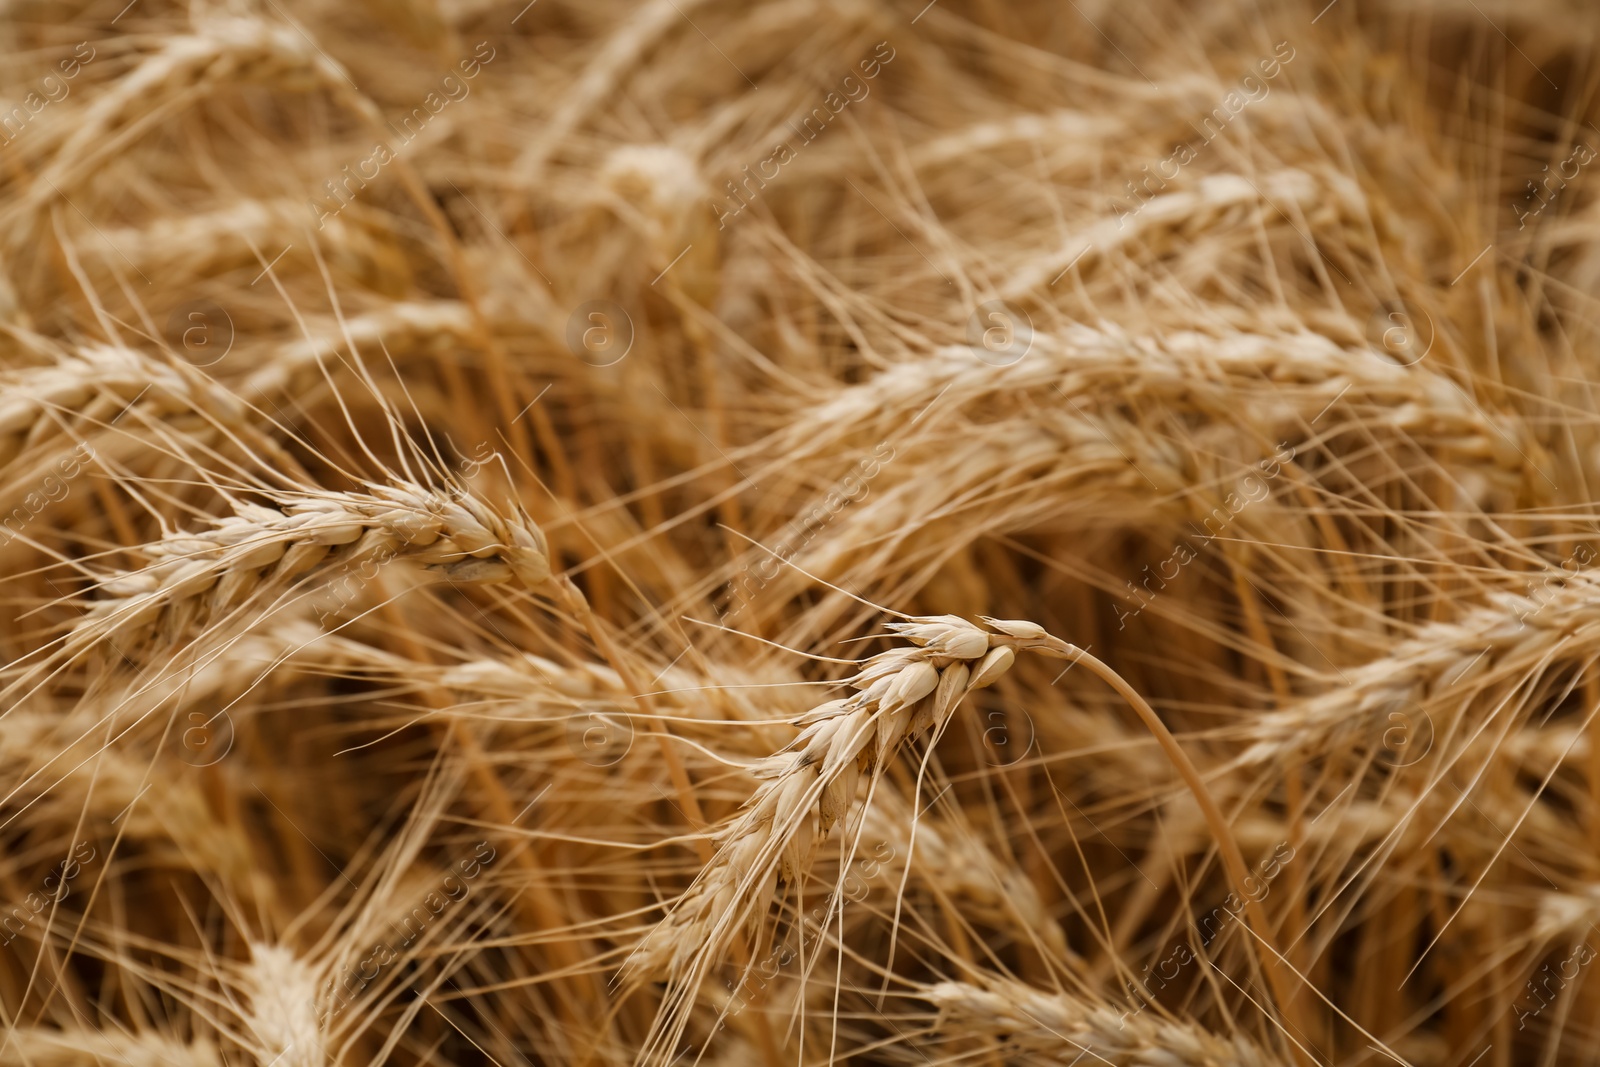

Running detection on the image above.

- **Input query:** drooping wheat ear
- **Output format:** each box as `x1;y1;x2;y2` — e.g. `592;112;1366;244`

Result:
242;943;327;1067
859;790;1072;962
61;480;549;656
999;167;1367;297
599;143;707;260
629;614;1018;982
512;0;714;183
754;325;1539;631
774;326;1536;537
0;342;310;535
638;615;1312;1061
99;199;395;282
921;976;1289;1067
239;617;729;728
247;618;622;703
1528;885;1600;945
239;302;478;403
1505;718;1590;775
0;1028;221;1067
0;344;239;469
3;709;261;896
777;324;1532;497
16;19;383;216
1235;577;1600;768
907;109;1122;170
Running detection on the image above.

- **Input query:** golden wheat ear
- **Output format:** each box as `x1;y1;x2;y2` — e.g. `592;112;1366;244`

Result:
627;616;1009;981
50;480;548;654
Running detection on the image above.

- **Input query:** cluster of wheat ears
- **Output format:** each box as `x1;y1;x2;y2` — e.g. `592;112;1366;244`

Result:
3;0;1600;1063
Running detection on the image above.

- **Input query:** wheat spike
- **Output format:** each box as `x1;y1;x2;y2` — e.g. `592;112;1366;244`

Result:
631;614;1016;981
0;1029;221;1067
42;480;548;667
1237;578;1600;768
922;976;1287;1067
242;943;327;1067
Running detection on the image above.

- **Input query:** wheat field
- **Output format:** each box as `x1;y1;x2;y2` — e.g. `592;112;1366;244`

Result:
1;0;1598;1064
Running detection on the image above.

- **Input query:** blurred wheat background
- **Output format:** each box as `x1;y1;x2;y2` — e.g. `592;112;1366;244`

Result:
2;0;1599;1063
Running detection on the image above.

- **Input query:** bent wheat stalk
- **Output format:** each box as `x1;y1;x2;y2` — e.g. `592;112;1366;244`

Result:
634;613;1309;1062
